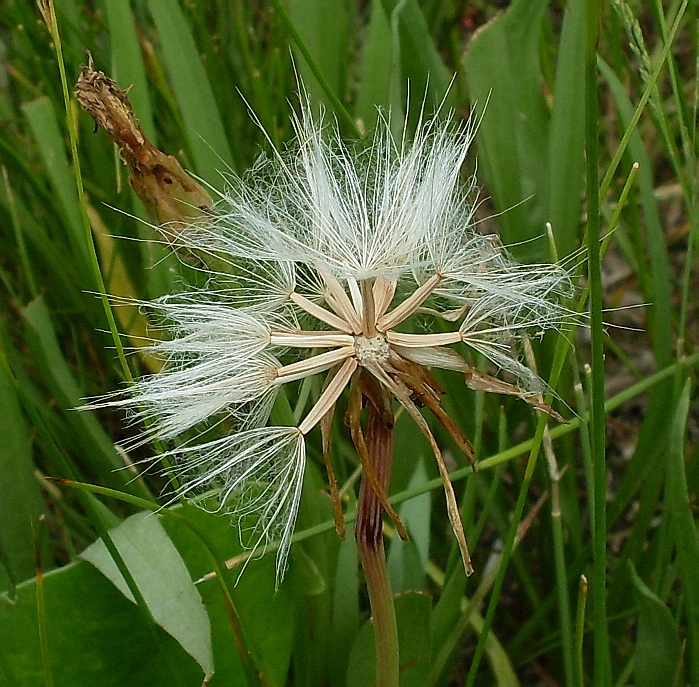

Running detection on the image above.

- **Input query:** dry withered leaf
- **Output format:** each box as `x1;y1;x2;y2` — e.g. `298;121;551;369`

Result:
74;56;213;234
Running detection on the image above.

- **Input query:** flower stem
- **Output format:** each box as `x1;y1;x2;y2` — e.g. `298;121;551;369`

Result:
354;402;399;687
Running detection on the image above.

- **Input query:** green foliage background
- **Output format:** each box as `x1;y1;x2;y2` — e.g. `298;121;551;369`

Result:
0;1;697;686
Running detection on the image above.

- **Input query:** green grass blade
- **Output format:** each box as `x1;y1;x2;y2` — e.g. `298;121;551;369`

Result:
462;0;550;252
356;0;393;131
286;0;348;108
22;97;89;271
585;1;611;684
380;0;452;126
270;0;360;138
21;297;140;494
1;168;37;300
546;438;575;687
148;0;235;185
0;333;159;644
40;0;132;381
599;0;688;199
105;0;157;142
546;0;586;257
574;575;588;687
665;380;699;686
0;330;47;585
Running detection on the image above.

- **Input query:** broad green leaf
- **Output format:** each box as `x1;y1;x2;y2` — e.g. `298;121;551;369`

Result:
148;0;235;187
0;507;295;687
462;0;550;253
289;544;327;597
330;535;360;681
160;508;295;687
629;561;682;687
287;462;336;686
0;557;205;687
431;566;468;668
81;512;214;679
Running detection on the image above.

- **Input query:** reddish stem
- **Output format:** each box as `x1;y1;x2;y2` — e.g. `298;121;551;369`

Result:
354;399;399;687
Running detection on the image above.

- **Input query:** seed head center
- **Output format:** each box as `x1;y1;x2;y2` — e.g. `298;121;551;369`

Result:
354;333;390;366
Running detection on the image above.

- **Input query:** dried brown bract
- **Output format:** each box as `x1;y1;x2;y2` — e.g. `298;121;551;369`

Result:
74;56;212;233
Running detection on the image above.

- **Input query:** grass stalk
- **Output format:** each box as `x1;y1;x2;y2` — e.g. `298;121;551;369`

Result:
66;316;696;555
2;168;37;299
585;1;611;685
286;350;699;551
463;421;542;686
38;0;132;382
52;342;699;567
270;0;362;138
545;432;575;687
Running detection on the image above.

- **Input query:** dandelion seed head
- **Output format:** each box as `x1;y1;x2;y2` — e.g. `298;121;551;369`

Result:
102;97;575;585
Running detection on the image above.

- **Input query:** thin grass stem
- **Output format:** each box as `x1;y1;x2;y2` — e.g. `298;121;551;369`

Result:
586;1;611;684
39;0;132;382
546;432;575;687
575;574;588;687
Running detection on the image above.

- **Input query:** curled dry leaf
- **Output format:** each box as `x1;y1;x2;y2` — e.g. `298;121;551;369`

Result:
74;56;212;232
